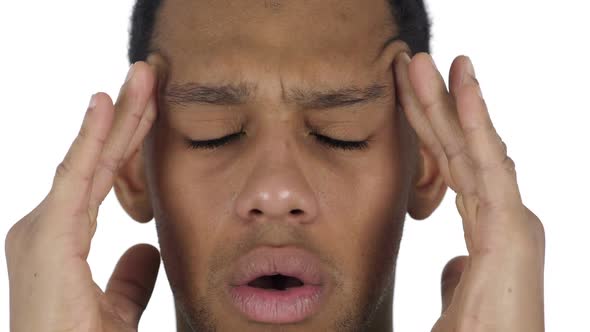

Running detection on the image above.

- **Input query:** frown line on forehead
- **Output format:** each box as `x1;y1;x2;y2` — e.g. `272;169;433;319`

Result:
164;81;390;111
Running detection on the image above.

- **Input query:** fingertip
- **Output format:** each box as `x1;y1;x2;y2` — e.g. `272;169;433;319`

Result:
449;55;472;94
91;92;114;108
411;52;436;72
105;243;161;326
454;82;489;130
132;243;161;259
394;51;411;66
408;52;434;82
132;61;157;92
441;255;468;284
452;55;471;67
128;244;161;274
407;53;447;106
85;92;115;130
120;62;156;106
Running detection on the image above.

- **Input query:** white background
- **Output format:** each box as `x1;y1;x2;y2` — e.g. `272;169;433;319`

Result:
1;1;589;331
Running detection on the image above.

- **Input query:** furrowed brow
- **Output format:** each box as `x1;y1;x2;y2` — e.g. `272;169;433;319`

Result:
164;82;254;106
288;83;390;110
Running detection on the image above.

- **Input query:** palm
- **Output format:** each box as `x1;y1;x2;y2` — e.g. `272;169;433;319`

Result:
394;52;545;331
5;62;160;332
55;216;138;332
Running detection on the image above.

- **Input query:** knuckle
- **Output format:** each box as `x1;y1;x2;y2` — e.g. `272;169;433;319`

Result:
97;156;121;177
5;223;20;258
462;115;495;137
5;215;33;265
78;120;107;147
54;158;92;186
501;140;508;155
442;140;468;163
423;98;447;117
477;154;517;174
129;107;144;123
526;207;546;247
54;159;72;180
475;193;512;215
430;143;446;163
502;155;516;173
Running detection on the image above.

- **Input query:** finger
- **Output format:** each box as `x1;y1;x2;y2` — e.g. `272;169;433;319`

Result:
440;255;468;313
455;193;475;252
123;59;165;162
50;93;115;216
105;244;161;327
407;53;477;196
88;62;156;212
394;52;454;190
454;58;523;212
448;56;470;100
122;93;157;162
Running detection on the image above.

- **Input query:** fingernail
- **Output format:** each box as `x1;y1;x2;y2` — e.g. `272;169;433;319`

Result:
125;63;136;83
466;56;476;77
401;52;411;64
427;54;437;69
462;56;483;97
88;94;97;110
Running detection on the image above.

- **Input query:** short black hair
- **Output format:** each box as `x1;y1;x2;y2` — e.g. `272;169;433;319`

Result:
128;0;431;64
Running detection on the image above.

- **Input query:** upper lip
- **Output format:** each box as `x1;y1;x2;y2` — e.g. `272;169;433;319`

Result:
229;246;325;287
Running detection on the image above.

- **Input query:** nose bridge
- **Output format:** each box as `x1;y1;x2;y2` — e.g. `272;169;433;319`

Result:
234;136;318;224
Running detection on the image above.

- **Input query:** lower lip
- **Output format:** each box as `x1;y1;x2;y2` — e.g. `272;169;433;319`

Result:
229;284;323;324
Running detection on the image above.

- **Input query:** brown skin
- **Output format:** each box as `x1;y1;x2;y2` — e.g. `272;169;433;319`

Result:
5;0;545;331
115;0;444;330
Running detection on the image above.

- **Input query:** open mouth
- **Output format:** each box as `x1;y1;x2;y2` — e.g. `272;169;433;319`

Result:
228;247;327;324
247;274;305;291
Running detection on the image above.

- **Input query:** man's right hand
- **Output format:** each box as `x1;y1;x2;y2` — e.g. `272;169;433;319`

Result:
5;61;160;331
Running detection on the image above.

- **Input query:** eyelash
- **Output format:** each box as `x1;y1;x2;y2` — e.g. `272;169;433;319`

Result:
310;133;369;151
187;132;245;150
186;132;369;151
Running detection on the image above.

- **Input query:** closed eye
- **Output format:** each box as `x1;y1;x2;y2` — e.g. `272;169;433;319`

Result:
311;133;369;151
186;131;245;150
186;132;369;151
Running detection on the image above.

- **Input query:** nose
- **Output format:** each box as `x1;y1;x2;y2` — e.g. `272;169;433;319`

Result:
234;153;318;224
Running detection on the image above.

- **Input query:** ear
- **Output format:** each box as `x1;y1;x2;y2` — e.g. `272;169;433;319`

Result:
114;53;169;223
114;145;154;223
407;143;448;220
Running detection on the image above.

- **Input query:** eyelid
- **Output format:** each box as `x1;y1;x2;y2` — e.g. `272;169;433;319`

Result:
311;133;370;151
185;130;370;151
186;131;245;150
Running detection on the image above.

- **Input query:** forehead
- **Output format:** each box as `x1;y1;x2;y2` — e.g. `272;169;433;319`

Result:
152;0;396;86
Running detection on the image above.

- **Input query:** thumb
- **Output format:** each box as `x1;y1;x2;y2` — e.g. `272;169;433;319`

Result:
105;243;161;327
440;255;468;313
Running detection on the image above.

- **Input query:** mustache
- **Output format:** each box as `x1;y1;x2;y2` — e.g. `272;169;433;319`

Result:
207;223;342;286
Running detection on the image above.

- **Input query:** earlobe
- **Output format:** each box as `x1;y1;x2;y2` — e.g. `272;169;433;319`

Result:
407;144;447;220
114;146;154;223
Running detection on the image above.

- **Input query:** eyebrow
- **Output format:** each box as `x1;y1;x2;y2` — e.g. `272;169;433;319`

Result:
287;83;389;110
165;82;254;107
164;81;389;110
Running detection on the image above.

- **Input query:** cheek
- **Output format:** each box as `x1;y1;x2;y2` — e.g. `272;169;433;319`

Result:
147;125;237;296
146;110;410;307
317;121;408;297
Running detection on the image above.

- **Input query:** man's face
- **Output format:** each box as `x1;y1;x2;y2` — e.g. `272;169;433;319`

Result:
141;0;420;330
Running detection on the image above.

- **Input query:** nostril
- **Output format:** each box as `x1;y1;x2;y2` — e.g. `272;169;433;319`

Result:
251;209;263;216
290;209;304;216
